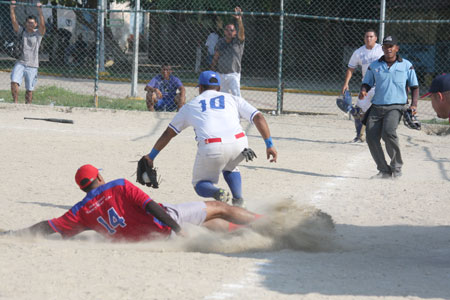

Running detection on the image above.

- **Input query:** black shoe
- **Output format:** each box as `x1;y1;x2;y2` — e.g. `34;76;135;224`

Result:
370;171;392;179
213;188;231;203
232;197;246;208
392;170;402;178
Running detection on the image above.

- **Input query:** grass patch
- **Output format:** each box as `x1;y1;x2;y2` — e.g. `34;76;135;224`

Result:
421;118;450;126
0;86;148;111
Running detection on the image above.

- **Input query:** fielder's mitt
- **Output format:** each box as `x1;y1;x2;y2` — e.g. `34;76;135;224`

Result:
242;148;257;162
137;156;159;188
0;230;13;236
403;108;421;130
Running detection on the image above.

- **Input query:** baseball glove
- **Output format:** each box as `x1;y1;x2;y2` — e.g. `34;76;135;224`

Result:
0;229;13;236
336;90;353;113
403;108;421;130
137;156;159;188
242;148;257;162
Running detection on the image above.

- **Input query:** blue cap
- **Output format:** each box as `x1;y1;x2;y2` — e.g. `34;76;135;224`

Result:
421;73;450;98
198;71;221;86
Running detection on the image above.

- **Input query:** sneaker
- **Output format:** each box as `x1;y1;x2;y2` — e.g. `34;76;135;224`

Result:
352;137;364;143
213;188;231;203
232;197;246;208
370;171;392;179
392;170;402;178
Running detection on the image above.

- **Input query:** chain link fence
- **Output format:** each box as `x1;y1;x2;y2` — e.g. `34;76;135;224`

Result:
0;0;449;119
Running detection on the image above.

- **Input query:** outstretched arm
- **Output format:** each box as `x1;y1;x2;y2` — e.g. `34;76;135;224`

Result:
253;112;277;162
10;1;19;33
2;220;54;237
234;7;245;42
37;2;46;35
145;127;178;166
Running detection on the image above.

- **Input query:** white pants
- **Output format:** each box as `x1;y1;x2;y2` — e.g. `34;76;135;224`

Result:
192;135;248;186
218;72;241;97
164;201;207;238
164;202;207;227
356;87;375;112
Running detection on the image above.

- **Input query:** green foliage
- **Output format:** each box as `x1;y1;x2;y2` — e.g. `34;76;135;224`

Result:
421;118;450;126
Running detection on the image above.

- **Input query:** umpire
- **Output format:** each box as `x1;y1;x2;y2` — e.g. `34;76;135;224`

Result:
359;35;419;179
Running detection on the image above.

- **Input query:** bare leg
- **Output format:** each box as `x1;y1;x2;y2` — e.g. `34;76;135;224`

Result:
11;82;19;103
202;218;230;232
25;90;33;104
146;92;156;111
204;201;258;225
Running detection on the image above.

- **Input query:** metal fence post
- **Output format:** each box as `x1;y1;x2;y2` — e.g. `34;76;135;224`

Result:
94;0;103;107
130;0;140;98
379;0;386;41
276;0;285;115
99;0;106;72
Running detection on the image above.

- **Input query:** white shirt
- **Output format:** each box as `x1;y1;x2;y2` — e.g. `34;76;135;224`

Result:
169;90;259;142
348;43;384;80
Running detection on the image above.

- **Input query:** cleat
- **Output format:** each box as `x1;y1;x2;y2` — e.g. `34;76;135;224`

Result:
370;171;392;179
232;197;246;208
392;170;402;179
213;188;231;203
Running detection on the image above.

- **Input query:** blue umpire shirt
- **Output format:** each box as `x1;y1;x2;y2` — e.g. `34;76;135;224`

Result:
362;55;419;105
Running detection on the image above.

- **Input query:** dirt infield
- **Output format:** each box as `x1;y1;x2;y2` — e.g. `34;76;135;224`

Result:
1;103;450;300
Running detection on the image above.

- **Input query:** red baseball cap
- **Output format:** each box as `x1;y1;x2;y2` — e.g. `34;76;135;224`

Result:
75;164;99;189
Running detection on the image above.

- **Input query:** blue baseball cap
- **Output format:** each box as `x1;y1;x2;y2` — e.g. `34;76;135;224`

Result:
421;73;450;98
198;71;221;86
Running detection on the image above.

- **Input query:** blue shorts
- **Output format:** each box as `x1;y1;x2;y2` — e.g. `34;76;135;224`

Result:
11;62;38;91
155;100;177;112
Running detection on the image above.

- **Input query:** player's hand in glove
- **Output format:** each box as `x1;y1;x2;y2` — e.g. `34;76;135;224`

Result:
137;156;159;188
241;148;257;162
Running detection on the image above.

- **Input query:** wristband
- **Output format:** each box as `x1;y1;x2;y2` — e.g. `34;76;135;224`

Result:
264;137;274;149
148;148;160;160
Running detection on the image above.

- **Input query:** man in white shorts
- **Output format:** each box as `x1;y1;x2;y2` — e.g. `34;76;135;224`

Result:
211;7;244;97
341;29;383;142
138;71;277;208
10;1;46;104
0;164;261;241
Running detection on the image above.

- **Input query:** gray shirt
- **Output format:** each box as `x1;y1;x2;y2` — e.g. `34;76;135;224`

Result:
18;26;43;68
215;37;244;74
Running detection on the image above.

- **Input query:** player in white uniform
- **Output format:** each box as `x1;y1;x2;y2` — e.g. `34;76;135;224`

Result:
140;71;277;208
342;29;384;142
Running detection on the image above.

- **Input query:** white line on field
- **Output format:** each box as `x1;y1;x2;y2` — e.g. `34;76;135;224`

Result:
309;149;367;209
204;262;270;300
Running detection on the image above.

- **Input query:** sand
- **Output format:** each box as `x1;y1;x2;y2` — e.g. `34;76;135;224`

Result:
0;103;450;300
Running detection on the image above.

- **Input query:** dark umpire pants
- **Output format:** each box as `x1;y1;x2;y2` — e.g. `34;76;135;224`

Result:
366;104;404;174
